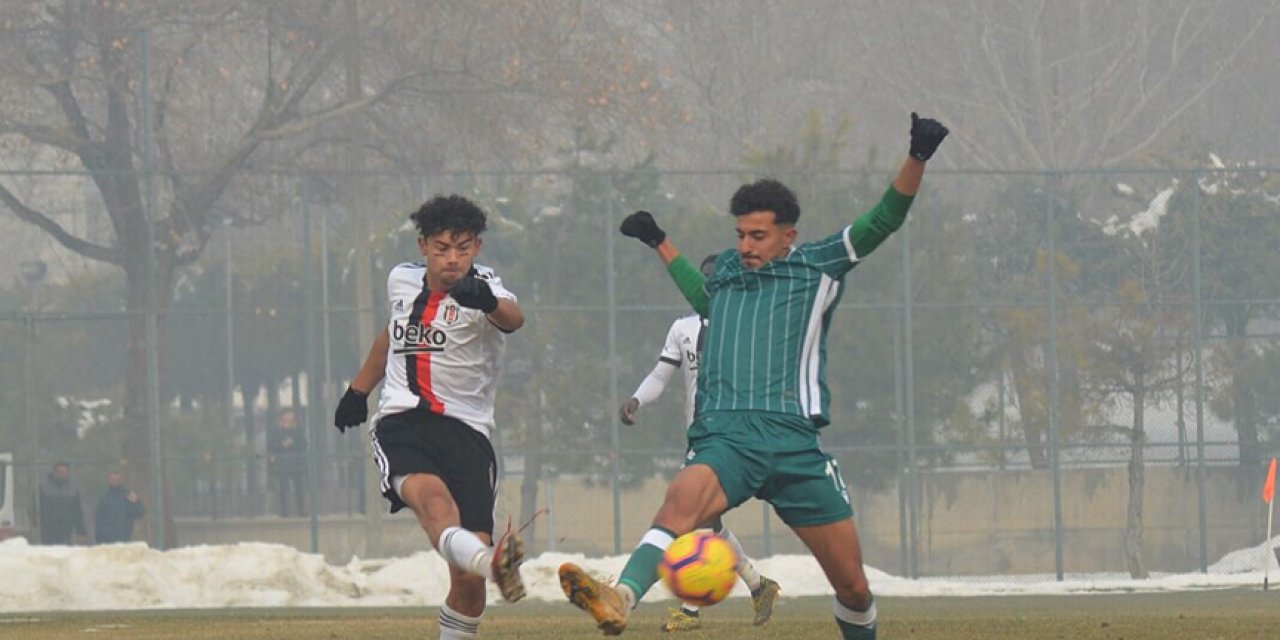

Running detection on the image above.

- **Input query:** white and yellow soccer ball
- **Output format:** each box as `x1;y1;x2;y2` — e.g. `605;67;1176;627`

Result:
658;531;740;606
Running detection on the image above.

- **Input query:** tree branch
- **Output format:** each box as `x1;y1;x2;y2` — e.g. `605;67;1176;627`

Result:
0;119;91;154
0;181;121;264
42;80;105;166
1102;9;1269;166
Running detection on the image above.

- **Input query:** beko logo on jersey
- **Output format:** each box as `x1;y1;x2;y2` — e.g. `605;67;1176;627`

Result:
391;320;447;354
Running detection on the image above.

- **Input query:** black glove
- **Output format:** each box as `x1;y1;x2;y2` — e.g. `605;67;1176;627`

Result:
908;112;949;162
620;210;666;248
334;386;368;433
450;276;499;313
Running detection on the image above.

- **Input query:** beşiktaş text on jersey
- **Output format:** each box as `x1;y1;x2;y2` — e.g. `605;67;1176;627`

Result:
374;262;516;438
658;314;706;427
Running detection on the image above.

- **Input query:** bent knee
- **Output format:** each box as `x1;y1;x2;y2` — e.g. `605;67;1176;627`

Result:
452;570;486;589
834;578;872;610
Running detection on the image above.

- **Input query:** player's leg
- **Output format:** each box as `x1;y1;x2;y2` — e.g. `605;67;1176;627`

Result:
661;514;775;631
397;471;522;638
767;451;874;639
560;463;735;636
704;516;763;593
560;422;757;632
652;492;737;633
396;472;480;568
706;515;781;626
373;411;525;607
792;519;876;639
439;534;490;639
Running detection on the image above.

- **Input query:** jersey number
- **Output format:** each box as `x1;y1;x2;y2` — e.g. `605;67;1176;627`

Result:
825;456;850;505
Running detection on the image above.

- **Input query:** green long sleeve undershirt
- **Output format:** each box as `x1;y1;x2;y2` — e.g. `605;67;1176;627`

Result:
664;185;915;317
667;254;710;316
849;185;914;258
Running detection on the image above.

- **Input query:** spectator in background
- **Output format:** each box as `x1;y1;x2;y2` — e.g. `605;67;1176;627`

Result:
269;409;308;517
38;461;86;545
94;471;145;544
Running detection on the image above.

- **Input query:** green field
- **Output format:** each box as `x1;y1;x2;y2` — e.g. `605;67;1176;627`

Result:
2;591;1278;639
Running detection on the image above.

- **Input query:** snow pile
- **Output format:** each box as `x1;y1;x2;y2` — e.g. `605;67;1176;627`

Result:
2;535;1277;612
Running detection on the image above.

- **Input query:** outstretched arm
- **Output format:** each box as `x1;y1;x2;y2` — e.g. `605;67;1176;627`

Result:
847;113;948;259
620;211;710;315
620;360;679;425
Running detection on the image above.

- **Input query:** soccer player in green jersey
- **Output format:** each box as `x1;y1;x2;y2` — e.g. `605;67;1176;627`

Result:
559;113;948;638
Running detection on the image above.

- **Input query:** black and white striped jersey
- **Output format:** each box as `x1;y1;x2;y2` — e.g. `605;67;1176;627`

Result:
373;262;516;438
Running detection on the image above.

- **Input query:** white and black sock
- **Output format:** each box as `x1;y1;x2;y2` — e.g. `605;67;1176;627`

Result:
833;596;877;639
438;526;493;578
715;526;762;592
439;603;482;640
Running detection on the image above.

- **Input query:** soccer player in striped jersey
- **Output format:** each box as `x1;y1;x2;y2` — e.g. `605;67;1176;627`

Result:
619;254;781;632
334;195;527;640
561;113;949;638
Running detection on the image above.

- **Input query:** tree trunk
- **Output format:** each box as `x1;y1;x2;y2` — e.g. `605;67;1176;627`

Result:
121;254;178;548
1009;349;1048;468
1230;356;1260;468
1222;311;1260;469
1123;385;1149;579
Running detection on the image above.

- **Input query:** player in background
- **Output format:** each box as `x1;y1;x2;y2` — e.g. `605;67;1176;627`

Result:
334;195;527;640
560;113;949;638
619;254;781;632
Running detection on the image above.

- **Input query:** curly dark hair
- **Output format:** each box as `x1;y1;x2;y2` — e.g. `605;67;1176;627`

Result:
700;253;718;276
730;178;800;225
410;195;488;239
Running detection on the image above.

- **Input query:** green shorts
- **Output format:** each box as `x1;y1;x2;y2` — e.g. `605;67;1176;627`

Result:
686;411;854;527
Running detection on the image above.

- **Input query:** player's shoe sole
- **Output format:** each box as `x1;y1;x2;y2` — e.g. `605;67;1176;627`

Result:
491;520;526;602
751;576;781;626
559;562;629;636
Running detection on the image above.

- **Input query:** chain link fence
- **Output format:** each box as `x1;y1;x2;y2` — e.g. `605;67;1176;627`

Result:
2;166;1278;580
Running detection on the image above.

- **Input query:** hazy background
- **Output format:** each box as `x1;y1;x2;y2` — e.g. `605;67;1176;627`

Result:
1;0;1279;585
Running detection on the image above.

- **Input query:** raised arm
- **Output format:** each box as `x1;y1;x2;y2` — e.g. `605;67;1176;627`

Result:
847;113;948;259
619;212;710;316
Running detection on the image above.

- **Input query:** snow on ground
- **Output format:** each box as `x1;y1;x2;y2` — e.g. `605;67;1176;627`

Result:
1;536;1277;612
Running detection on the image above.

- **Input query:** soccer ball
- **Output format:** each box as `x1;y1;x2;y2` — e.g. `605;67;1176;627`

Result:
658;531;739;606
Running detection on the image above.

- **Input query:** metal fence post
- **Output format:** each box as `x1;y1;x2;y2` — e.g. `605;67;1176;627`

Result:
894;305;909;575
1046;172;1065;581
1192;170;1209;572
605;173;623;554
901;210;919;579
302;180;321;553
140;27;166;548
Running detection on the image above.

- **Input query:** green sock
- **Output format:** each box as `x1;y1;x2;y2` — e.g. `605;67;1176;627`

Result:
835;617;877;640
834;597;877;640
616;526;675;603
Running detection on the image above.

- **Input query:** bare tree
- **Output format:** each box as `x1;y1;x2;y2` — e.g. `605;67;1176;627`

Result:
856;0;1276;170
1083;280;1192;579
0;1;413;544
0;0;687;545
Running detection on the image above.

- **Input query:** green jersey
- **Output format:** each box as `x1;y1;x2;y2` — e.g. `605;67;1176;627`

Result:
671;186;914;427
